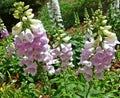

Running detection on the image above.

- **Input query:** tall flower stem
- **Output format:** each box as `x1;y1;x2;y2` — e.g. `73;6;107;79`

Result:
36;61;51;95
61;71;68;94
86;81;92;98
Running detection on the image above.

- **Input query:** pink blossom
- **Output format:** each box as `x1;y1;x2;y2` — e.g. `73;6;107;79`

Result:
0;29;9;38
44;65;55;74
25;29;34;43
81;48;93;62
14;19;53;76
24;63;37;76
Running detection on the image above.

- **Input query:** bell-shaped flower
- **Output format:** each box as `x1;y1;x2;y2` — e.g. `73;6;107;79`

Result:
62;36;71;42
24;63;37;76
104;33;120;45
0;29;9;38
25;29;34;43
30;19;41;24
12;22;23;35
44;65;55;75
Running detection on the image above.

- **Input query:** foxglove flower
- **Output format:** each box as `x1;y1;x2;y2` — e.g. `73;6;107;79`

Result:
0;18;9;39
25;29;34;43
12;3;54;76
0;29;9;38
78;9;119;81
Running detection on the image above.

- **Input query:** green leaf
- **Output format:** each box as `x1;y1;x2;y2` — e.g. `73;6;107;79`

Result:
73;94;81;98
77;84;84;91
66;83;76;90
28;83;36;89
27;77;34;82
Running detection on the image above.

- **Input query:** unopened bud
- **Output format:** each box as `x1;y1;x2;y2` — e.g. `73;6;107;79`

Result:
22;16;27;22
24;5;30;10
102;20;107;25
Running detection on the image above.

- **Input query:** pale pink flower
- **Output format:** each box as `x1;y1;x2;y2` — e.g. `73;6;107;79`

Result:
44;65;55;74
25;29;34;43
24;63;37;76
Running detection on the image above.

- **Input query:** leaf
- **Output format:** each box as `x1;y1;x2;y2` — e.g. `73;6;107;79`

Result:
27;77;34;82
77;84;84;91
73;94;81;98
66;83;76;90
28;83;36;89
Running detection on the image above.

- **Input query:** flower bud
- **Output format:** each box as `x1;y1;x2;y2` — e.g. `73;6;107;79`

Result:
104;26;112;30
19;2;24;6
60;33;66;37
102;20;107;25
17;7;23;11
27;13;34;19
30;19;41;24
22;16;27;22
63;36;71;42
24;5;30;10
103;30;112;36
12;22;23;35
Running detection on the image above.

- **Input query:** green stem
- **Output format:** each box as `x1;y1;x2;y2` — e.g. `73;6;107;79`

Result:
62;71;68;94
86;81;92;98
36;61;51;95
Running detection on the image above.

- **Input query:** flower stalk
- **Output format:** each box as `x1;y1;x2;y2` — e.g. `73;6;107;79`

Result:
78;9;119;81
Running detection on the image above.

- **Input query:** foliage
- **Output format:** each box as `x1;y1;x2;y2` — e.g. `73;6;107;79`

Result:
69;12;84;67
51;68;87;98
40;0;100;30
0;36;21;81
0;83;23;98
115;46;120;61
0;82;41;98
92;69;120;98
70;32;84;68
107;1;120;41
60;0;100;28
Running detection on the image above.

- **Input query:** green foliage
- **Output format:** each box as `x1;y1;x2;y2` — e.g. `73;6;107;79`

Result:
70;32;84;67
91;69;120;97
0;0;15;14
50;68;87;98
0;36;22;82
60;0;100;28
0;82;41;98
115;46;120;61
0;83;23;98
107;2;120;41
20;79;40;98
38;5;53;34
40;0;100;30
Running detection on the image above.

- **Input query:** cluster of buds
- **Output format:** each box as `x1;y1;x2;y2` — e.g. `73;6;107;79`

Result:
78;9;119;81
12;2;53;76
13;2;34;20
0;18;9;39
84;8;93;42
